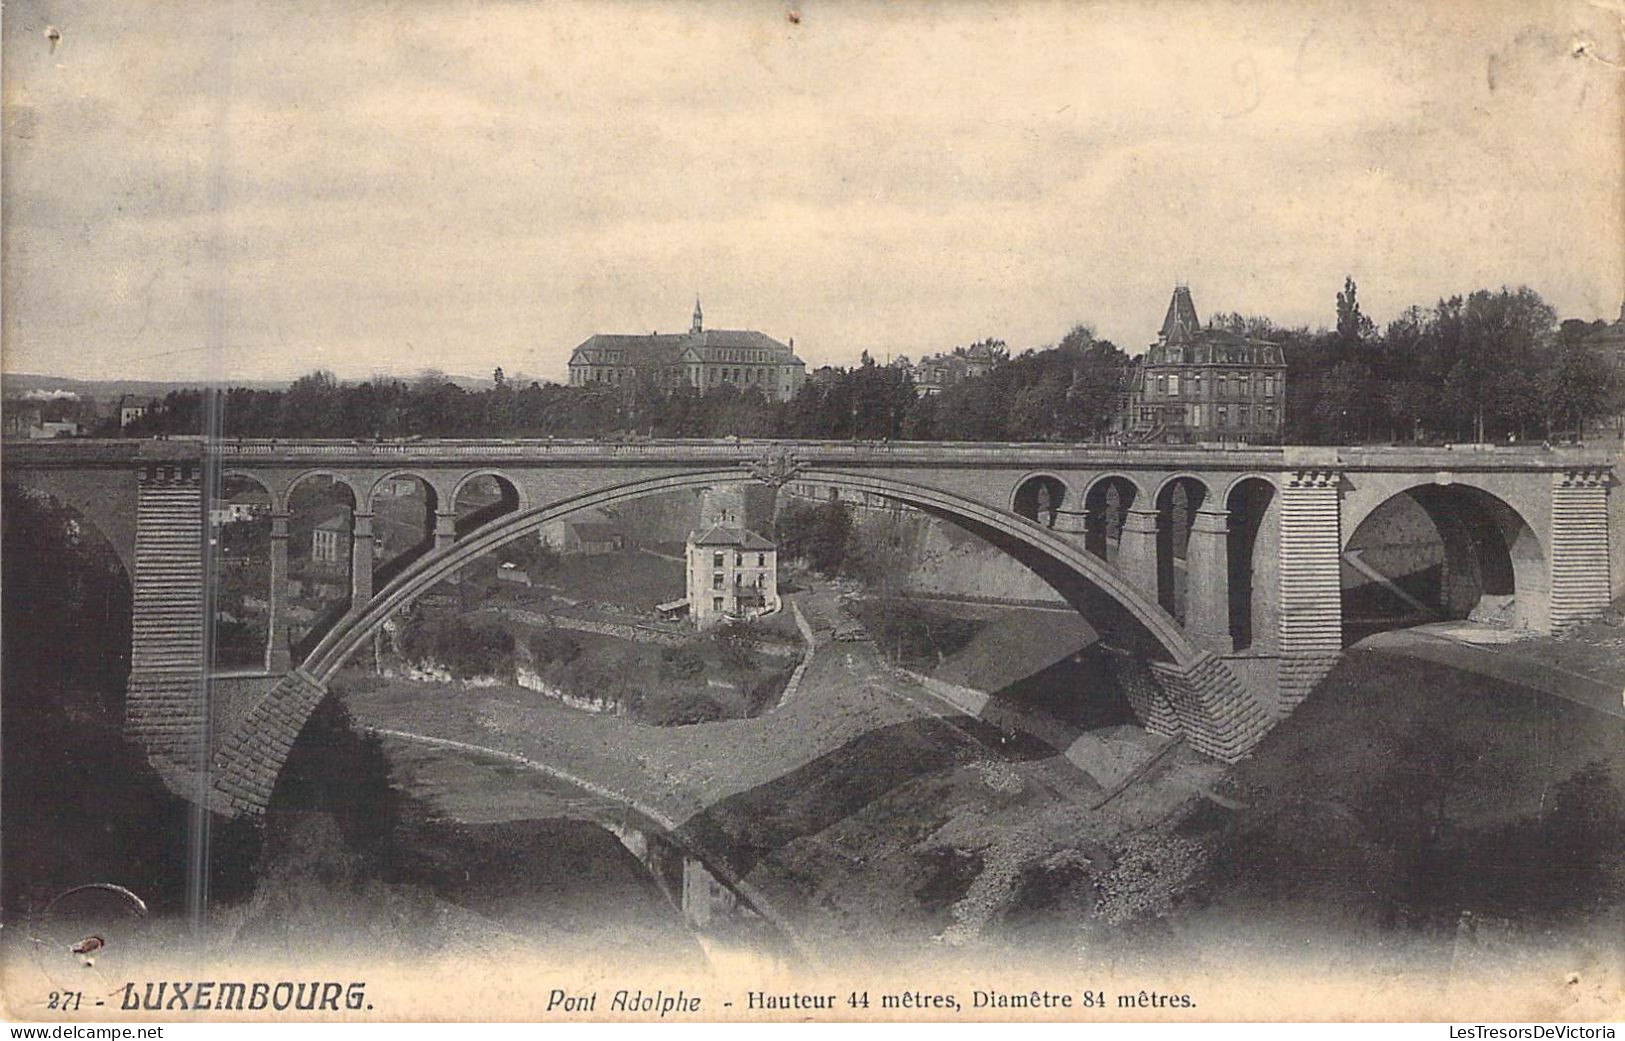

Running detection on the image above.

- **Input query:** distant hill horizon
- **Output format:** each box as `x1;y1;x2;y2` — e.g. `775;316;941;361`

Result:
2;371;516;401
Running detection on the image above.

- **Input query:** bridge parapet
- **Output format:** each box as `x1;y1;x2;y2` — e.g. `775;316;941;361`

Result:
10;436;1612;478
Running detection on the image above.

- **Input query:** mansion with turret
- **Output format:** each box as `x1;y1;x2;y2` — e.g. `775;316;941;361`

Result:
566;300;807;403
1123;286;1286;443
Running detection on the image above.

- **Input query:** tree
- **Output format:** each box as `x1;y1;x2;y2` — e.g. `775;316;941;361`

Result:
1336;276;1376;349
1062;332;1131;438
808;500;854;574
1541;339;1619;436
1446;287;1557;440
774;499;821;562
935;377;1005;440
1322;359;1377;444
283;371;342;437
900;393;937;440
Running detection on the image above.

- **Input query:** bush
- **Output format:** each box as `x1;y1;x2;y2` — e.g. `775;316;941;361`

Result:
708;620;761;672
497;537;560;578
529;627;582;666
851;599;981;667
399;612;515;678
660;645;706;680
636;686;728;726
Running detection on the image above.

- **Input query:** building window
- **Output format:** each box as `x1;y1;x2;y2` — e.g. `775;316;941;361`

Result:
1265;405;1277;426
1191;404;1202;427
1190;372;1201;396
1169;373;1180;396
735;553;743;565
713;573;724;589
1239;405;1250;427
1218;406;1228;427
713;552;724;567
713;597;724;612
757;553;765;566
1157;374;1168;396
1264;375;1276;397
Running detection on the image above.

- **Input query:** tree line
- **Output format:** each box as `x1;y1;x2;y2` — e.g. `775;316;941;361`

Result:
109;280;1622;445
1268;281;1621;443
115;330;1133;444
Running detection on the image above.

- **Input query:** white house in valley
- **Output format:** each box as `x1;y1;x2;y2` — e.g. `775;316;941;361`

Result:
684;523;780;628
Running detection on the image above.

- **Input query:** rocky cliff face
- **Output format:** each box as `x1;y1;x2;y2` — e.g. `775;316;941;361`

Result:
607;484;778;546
839;500;1068;604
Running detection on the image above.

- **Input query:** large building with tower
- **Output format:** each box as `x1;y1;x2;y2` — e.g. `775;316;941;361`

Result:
566;300;807;403
1123;286;1286;444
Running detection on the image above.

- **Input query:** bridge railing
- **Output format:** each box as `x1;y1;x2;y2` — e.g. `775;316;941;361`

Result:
7;437;1615;472
204;437;1296;464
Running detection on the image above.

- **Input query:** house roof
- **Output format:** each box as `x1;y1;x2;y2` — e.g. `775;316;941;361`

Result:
1136;339;1285;369
569;328;801;368
688;523;776;551
1141;285;1282;367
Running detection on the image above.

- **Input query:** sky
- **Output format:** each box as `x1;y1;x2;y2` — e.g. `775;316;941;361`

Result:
3;0;1622;383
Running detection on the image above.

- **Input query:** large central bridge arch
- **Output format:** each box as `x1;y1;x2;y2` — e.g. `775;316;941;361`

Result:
210;464;1270;815
303;466;1205;679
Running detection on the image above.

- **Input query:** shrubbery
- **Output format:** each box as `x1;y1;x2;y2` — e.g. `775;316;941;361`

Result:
660;645;706;680
497;537;560;579
635;686;728;726
706;620;761;671
394;607;793;728
529;627;582;666
850;599;981;668
399;613;515;678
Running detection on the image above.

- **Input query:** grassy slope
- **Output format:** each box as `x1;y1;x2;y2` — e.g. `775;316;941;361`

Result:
1160;645;1625;946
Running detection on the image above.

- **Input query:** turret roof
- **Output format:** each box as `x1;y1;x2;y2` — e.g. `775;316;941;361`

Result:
1160;286;1202;345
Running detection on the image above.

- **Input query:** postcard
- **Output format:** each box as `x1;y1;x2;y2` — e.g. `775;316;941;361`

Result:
2;0;1622;1026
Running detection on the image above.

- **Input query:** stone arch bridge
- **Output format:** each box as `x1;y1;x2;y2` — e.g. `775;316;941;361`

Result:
4;438;1614;818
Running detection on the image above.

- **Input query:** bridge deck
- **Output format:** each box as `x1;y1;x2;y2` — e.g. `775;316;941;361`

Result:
6;437;1614;473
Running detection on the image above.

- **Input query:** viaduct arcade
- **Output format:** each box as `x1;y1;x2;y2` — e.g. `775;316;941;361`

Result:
4;438;1614;819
